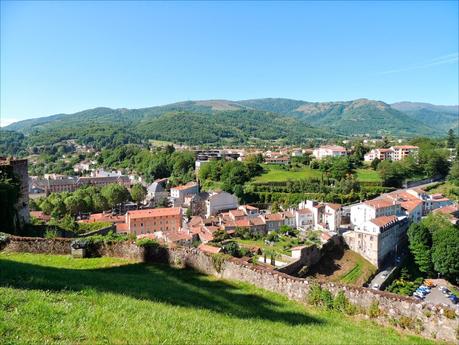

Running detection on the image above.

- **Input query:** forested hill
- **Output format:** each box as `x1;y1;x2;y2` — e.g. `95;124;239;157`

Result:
4;98;456;150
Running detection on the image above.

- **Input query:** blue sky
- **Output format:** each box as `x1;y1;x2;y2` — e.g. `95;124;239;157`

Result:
1;1;458;125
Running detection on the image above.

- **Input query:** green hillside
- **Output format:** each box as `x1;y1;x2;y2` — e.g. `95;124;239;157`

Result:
0;252;435;345
3;98;454;154
237;98;442;136
391;102;458;132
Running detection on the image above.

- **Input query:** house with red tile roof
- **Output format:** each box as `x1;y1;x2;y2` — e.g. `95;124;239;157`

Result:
124;207;182;236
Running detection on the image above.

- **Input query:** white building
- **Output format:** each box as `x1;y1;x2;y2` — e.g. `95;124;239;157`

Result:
205;191;239;217
170;182;199;207
312;145;347;160
297;200;342;232
364;146;419;162
344;215;409;267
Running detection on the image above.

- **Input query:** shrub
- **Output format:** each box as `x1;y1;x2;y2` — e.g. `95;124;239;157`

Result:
444;308;456;320
0;232;11;249
398;316;415;330
307;284;323;306
368;301;381;318
136;238;159;248
320;289;334;310
44;230;58;239
333;291;348;313
211;253;230;273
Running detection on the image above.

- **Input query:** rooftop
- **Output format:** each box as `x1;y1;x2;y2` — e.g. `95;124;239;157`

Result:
127;207;181;219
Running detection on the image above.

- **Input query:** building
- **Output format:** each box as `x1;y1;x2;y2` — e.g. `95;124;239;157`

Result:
364;146;419;162
123;207;182;235
0;157;30;228
312;145;347;160
146;178;169;205
264;156;290;165
205;191;239;217
364;148;393;161
298;200;343;232
170;182;199;207
391;145;419;161
344;215;409;267
434;204;459;225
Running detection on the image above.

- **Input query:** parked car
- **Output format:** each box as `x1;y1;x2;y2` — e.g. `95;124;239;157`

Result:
413;291;425;299
371;284;380;290
416;288;428;296
381;272;388;278
439;286;450;294
418;285;431;293
424;279;435;287
448;294;458;304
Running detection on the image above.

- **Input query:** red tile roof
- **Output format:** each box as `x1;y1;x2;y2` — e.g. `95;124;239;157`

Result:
400;200;423;212
229;209;246;218
364;199;394;209
79;213;125;224
198;244;221;254
297;208;312;214
265;213;284;221
165;231;192;242
370;215;398;228
171;182;198;191
30;211;51;222
127;207;181;219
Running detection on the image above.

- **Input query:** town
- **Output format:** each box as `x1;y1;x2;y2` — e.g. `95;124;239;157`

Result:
1;1;458;343
2;136;458;299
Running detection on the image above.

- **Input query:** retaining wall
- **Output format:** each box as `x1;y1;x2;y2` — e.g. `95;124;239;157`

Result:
1;237;457;342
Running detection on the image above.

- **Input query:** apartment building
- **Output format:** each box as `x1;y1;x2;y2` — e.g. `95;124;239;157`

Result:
124;207;182;235
364;145;419;162
170;182;199;207
312;145;347;160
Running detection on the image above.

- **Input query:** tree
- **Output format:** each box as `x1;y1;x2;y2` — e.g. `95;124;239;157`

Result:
407;223;433;274
448;161;459;185
378;160;406;187
101;183;130;209
131;183;147;204
432;226;459;283
370;157;381;171
40;199;54;215
423;150;450;177
447;128;456;148
64;195;86;216
92;193;109;212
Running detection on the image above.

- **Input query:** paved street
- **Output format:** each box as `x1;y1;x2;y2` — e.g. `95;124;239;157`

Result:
424;286;458;309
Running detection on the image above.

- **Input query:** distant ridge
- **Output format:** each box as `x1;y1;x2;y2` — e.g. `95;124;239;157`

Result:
3;98;457;148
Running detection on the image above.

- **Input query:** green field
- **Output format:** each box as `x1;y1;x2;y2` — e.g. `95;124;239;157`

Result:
253;164;381;183
0;253;435;345
355;168;382;183
253;164;322;183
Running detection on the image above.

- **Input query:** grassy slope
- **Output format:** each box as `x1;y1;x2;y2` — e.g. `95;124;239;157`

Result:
0;253;436;345
355;168;382;183
253;165;381;183
253;164;322;183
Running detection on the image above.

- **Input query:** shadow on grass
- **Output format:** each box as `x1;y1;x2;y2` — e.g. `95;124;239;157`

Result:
0;257;322;326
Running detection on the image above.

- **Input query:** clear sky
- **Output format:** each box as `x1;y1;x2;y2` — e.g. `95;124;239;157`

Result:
1;1;458;125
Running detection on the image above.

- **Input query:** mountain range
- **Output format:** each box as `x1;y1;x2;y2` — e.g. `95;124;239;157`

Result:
3;98;458;148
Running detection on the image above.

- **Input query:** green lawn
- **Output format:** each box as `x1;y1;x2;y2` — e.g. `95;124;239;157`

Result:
0;253;437;345
253;165;381;184
355;168;382;183
253;164;322;183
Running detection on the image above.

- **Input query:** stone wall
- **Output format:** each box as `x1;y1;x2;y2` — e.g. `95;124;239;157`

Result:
1;237;457;342
3;236;72;255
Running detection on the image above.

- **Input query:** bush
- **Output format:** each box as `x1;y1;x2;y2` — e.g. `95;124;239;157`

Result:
444;308;457;320
307;284;323;306
136;238;159;248
78;221;113;233
211;253;230;273
368;301;381;318
44;230;58;239
333;291;348;313
320;289;334;310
